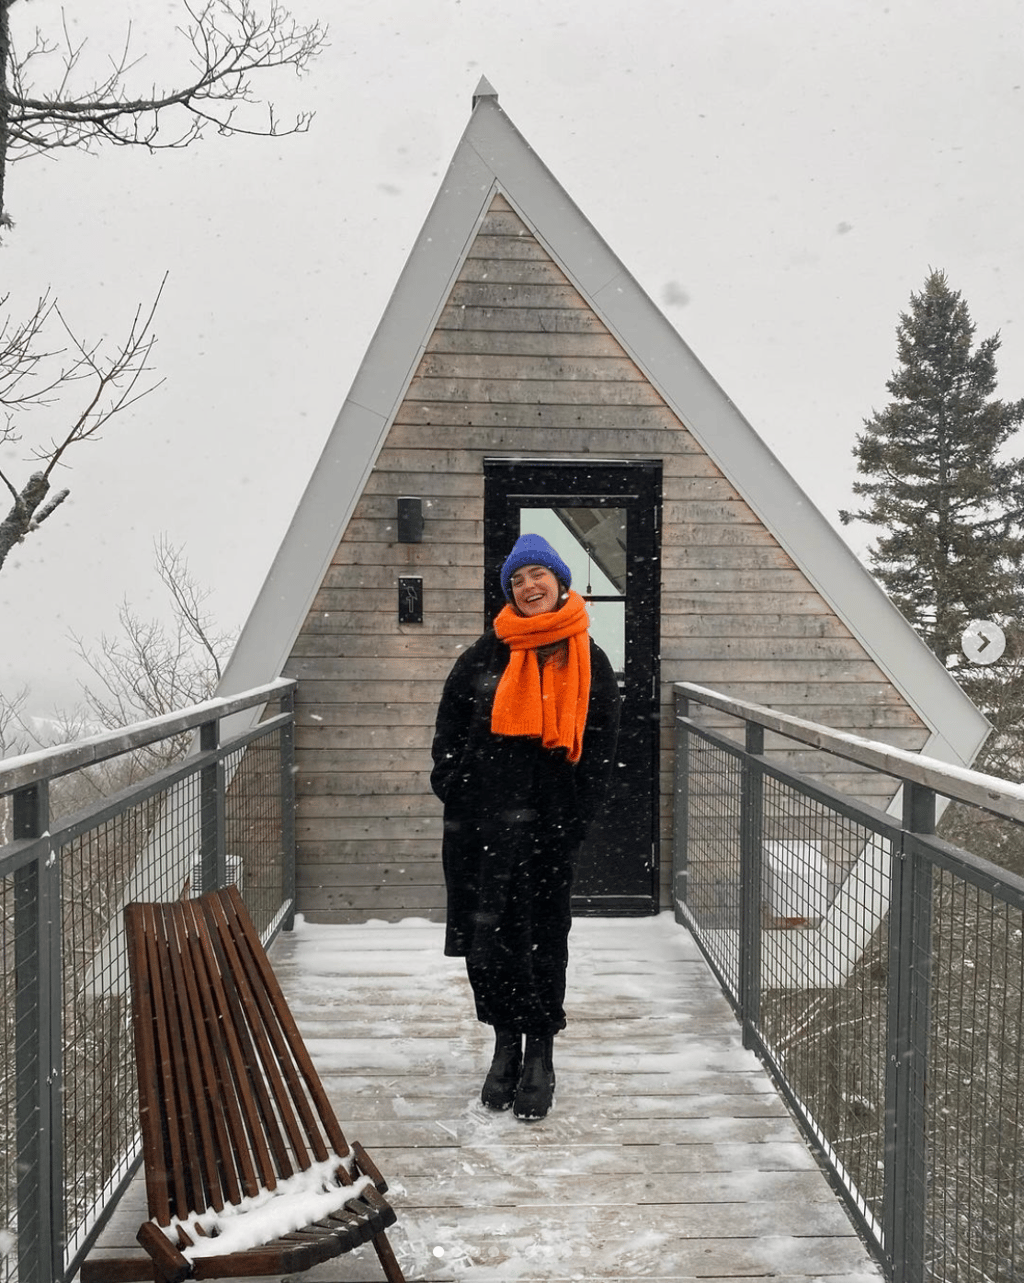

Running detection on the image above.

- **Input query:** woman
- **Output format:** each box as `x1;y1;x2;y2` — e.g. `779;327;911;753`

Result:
430;532;621;1121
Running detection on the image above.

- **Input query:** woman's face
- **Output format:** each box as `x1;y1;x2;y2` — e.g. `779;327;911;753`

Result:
510;565;561;616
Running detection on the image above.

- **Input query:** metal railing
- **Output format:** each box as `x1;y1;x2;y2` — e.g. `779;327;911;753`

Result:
673;682;1024;1283
0;680;297;1283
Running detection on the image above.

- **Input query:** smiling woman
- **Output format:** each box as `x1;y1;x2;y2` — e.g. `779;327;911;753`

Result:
430;532;621;1122
509;564;561;616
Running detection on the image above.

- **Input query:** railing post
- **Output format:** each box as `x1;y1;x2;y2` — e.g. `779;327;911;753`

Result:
672;688;690;924
884;781;935;1283
739;721;764;1050
279;685;297;930
199;719;225;894
13;781;64;1283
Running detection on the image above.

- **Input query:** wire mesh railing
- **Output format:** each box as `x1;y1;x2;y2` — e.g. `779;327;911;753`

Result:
673;682;1024;1283
914;834;1024;1283
0;680;296;1283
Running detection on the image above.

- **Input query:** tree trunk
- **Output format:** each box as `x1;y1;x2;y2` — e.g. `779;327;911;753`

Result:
0;0;10;228
0;472;50;570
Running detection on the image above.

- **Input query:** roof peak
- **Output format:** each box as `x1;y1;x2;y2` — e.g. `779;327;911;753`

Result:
472;75;498;108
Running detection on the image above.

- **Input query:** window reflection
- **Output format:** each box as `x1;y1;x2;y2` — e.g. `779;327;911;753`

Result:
519;506;626;675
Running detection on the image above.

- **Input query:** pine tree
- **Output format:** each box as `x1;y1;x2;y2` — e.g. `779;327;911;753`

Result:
841;270;1024;667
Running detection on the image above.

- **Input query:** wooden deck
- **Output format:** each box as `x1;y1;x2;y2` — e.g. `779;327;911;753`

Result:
86;912;880;1282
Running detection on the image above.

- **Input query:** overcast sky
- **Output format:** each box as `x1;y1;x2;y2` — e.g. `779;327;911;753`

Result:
2;0;1023;715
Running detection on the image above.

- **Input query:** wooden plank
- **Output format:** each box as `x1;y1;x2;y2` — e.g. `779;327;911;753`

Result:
660;591;835;615
663;658;890;685
474;208;534;237
668;680;914;707
293;680;447;705
456;258;572;286
464;233;552;261
290;632;476;660
328;540;482;567
286;656;455;682
405;375;666;405
661;568;820;593
661;520;783;546
294;776;438;804
426;329;627;357
391;399;688;431
296;796;437;822
661;636;874;663
661;545;799;572
661;612;853;639
294;884;446;914
297;840;440;862
293;702;438;728
660;476;741;501
295;723;433;752
361;470;484;497
299;611;480;638
681;704;926;732
297;815;442;842
445;281;591;309
415;352;648;383
353;492;484;521
309;588;482;615
299;791;440;821
295;863;443;890
296;746;436;774
323;556;482;582
383;422;690;454
436;302;611;333
340;516;483;543
297;907;445;926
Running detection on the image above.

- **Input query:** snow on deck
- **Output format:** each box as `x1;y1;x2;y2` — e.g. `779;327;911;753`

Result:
85;912;880;1282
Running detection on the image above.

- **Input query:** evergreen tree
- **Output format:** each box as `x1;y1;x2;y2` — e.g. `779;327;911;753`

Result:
841;269;1024;667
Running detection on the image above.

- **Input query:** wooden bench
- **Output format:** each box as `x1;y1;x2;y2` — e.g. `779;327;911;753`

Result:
82;887;408;1283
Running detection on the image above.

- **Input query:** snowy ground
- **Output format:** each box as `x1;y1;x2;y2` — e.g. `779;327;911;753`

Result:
82;910;881;1280
257;911;882;1282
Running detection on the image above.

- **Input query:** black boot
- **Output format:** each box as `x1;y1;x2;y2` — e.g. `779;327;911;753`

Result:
513;1035;555;1121
480;1028;522;1111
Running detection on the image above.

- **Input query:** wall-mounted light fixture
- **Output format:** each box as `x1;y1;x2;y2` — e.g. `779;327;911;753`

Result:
397;496;423;543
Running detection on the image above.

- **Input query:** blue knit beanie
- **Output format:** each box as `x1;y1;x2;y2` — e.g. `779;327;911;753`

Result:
499;533;573;600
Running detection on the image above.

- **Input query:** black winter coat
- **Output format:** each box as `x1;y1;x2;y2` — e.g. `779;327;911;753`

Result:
430;629;621;960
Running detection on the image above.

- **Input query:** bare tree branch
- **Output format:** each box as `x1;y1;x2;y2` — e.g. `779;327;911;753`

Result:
0;682;31;758
1;0;328;223
0;290;66;417
69;535;237;768
0;1;324;567
0;275;166;571
155;533;231;682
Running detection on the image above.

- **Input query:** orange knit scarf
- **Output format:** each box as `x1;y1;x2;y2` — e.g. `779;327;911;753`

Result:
491;590;592;763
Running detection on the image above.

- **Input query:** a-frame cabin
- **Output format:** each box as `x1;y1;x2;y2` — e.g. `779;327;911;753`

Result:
218;80;989;923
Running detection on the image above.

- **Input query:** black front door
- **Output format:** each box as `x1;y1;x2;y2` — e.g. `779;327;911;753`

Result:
483;459;662;915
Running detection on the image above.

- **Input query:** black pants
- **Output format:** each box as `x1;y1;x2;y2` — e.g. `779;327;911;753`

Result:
465;850;573;1037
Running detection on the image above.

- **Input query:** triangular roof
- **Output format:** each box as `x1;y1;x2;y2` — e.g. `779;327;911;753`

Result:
218;79;989;768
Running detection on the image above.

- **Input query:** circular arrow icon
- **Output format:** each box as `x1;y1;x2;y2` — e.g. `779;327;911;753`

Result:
961;620;1006;665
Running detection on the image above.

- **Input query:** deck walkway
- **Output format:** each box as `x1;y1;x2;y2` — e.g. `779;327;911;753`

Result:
86;912;880;1282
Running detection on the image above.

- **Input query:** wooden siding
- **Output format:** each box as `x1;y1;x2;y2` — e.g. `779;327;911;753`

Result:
285;193;928;923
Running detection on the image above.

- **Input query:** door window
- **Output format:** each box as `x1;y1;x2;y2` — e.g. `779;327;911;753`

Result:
518;505;626;675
